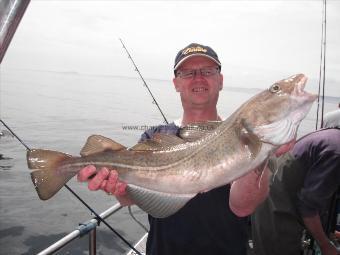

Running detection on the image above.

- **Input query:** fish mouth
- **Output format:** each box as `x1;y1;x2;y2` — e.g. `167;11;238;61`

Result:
292;74;317;102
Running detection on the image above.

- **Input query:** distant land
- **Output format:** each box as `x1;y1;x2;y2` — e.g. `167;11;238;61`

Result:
3;67;339;102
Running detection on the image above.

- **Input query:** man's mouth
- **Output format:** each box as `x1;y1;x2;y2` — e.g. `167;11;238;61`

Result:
192;87;208;92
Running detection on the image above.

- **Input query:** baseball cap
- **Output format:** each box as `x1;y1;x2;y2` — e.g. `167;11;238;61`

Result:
174;43;221;71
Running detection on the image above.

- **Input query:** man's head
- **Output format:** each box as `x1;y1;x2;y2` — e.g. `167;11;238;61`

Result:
173;43;223;111
173;43;221;72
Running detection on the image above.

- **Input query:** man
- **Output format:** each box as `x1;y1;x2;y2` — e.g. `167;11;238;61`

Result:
78;43;289;254
252;124;340;255
324;103;340;129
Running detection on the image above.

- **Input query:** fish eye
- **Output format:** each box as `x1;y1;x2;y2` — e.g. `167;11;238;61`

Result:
269;84;281;93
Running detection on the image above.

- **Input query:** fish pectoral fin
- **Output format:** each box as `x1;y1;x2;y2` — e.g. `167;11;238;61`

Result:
251;119;296;146
179;121;222;142
80;135;126;156
27;149;74;200
126;184;196;218
239;120;262;159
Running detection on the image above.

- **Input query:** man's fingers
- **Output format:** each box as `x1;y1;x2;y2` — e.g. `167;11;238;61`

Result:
88;167;109;191
103;171;119;194
77;165;96;182
100;180;108;190
114;182;127;196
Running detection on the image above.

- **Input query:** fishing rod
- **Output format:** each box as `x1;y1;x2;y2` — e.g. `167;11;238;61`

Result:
315;0;327;130
320;0;327;129
0;119;143;255
119;38;169;124
119;38;166;233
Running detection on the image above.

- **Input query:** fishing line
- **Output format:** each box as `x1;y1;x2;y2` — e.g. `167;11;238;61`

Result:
0;119;30;150
128;206;149;233
120;38;166;235
119;38;169;124
64;186;142;255
0;119;142;255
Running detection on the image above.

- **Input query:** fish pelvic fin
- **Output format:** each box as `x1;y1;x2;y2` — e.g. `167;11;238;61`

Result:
27;149;73;200
126;184;196;218
80;135;126;156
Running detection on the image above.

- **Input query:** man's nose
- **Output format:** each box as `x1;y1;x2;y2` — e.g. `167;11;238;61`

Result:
192;70;204;80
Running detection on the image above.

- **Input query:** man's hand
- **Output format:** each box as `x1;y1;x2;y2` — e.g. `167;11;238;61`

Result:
319;240;339;255
77;165;134;206
229;139;296;217
275;139;296;157
304;214;340;255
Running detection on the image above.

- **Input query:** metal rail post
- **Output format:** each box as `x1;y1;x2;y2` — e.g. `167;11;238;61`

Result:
89;227;97;255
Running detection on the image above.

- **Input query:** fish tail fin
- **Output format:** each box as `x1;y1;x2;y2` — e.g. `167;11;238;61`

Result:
27;149;73;200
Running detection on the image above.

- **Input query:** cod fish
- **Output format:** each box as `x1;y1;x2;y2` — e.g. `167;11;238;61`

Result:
27;74;316;218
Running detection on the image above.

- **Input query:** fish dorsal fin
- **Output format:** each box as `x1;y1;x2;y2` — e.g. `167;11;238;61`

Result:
179;121;222;142
151;133;186;147
129;140;164;151
80;135;126;156
126;184;196;218
240;119;262;159
129;134;186;152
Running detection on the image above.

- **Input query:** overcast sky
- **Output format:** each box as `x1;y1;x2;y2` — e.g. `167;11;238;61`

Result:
2;0;340;94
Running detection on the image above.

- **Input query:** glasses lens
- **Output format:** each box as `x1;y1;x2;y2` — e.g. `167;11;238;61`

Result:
201;67;218;76
177;70;194;78
177;66;219;79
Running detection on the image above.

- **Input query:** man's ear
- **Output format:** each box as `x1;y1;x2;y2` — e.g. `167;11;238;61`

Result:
219;74;224;91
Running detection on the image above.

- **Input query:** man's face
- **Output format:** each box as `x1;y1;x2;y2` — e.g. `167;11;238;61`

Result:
173;56;223;109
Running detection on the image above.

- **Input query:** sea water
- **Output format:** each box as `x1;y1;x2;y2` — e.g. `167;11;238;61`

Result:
0;69;339;254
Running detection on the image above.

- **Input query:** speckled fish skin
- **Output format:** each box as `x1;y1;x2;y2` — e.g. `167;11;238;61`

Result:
67;74;315;193
27;74;316;217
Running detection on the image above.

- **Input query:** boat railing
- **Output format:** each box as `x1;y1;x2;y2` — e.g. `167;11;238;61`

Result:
37;202;123;255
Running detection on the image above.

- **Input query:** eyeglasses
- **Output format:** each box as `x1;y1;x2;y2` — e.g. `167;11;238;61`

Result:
175;66;220;79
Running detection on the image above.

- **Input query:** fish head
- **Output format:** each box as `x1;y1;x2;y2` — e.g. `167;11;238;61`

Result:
239;74;317;146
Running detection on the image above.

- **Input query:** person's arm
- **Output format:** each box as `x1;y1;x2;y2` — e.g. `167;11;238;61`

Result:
303;214;338;255
229;166;270;217
77;165;134;206
229;140;295;217
295;131;340;254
